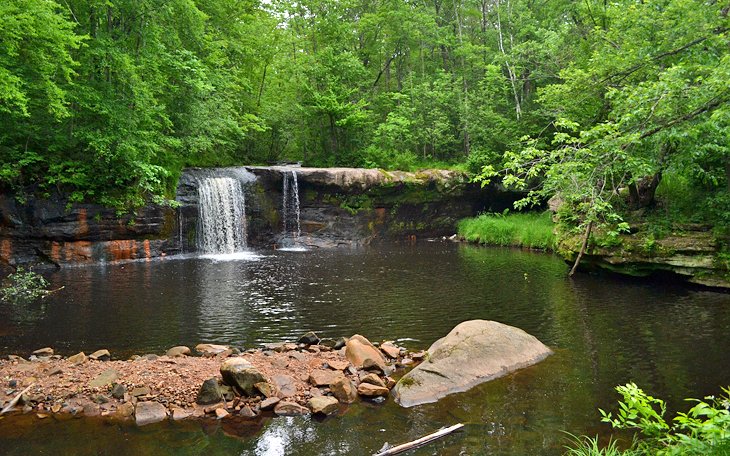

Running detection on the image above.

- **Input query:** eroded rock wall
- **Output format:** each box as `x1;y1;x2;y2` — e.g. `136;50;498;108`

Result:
0;193;178;266
1;166;515;266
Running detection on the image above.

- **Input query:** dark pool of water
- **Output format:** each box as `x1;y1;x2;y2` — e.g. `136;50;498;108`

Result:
1;242;729;455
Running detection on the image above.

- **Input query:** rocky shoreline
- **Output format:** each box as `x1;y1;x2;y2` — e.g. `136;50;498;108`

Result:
0;333;422;426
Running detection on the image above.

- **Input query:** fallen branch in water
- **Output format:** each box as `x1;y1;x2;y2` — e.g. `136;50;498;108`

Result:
374;423;465;456
0;384;34;416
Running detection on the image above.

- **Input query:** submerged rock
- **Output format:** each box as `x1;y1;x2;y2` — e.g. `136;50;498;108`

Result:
308;396;339;415
274;401;309;416
393;320;552;407
135;401;168;426
297;331;320;346
330;377;358;403
357;383;389;397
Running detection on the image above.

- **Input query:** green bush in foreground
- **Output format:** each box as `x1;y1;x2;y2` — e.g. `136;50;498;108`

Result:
457;211;556;250
566;383;730;456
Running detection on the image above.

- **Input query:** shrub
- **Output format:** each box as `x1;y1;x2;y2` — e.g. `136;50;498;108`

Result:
1;267;50;303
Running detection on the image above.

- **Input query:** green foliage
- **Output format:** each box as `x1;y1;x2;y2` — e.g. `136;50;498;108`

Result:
1;267;50;303
0;0;727;230
590;383;730;456
457;211;556;250
563;434;637;456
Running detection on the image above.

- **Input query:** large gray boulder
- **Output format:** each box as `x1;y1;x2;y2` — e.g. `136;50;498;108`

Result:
393;320;552;407
220;357;266;396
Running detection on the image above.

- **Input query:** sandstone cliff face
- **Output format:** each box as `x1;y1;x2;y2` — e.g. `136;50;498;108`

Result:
560;226;730;290
1;167;512;266
0;193;178;266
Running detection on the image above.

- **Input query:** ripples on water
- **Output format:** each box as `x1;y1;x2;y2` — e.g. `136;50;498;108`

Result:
1;242;729;455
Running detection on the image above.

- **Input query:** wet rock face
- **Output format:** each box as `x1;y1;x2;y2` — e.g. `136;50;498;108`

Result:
1;166;516;265
563;228;730;290
135;401;168;426
0;192;177;266
393;320;552;407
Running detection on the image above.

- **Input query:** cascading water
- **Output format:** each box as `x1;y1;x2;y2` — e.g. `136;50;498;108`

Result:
194;168;255;256
280;170;305;250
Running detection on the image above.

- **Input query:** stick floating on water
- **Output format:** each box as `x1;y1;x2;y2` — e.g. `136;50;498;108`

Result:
373;423;465;456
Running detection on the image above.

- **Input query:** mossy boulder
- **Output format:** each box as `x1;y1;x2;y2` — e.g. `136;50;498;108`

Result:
393;320;552;407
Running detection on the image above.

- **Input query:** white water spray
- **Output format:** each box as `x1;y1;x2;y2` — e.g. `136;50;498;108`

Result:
196;176;248;254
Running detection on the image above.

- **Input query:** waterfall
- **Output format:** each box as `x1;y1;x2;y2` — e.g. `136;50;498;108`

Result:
281;170;302;248
195;169;254;255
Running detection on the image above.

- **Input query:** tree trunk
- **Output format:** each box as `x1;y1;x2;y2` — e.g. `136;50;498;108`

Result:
569;220;593;277
628;172;662;209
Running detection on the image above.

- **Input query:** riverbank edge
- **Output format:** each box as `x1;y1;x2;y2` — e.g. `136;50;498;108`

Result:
0;336;423;427
456;213;730;291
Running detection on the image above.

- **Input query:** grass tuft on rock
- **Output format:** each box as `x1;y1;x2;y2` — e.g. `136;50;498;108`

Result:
457;211;556;250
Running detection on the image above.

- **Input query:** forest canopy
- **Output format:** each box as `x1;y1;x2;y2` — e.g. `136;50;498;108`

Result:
0;0;728;216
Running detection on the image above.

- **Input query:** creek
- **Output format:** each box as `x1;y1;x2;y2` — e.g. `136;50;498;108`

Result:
1;242;729;455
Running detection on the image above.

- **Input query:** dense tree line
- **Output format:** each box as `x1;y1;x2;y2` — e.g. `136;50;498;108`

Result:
1;0;728;217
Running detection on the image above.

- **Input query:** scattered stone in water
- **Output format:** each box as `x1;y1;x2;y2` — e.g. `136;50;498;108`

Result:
308;396;339;415
89;368;119;388
51;404;62;413
135;401;168;426
297;331;320;346
220;358;266;396
260;397;280;411
379;343;400;359
357;383;389;397
117;402;135;418
239;405;257;418
89;350;111;361
166;346;191;358
330;377;357;404
215;408;229;419
398;358;414;367
171;405;191;421
360;373;386;388
196;378;223;405
333;337;348;350
67;352;86;365
274;401;309;416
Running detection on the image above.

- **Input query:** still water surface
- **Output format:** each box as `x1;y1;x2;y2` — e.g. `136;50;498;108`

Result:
1;242;729;455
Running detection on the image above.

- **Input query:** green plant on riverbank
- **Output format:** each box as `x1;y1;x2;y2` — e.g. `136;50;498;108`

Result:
1;267;50;303
457;211;556;250
565;383;730;456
